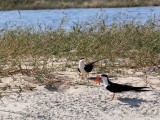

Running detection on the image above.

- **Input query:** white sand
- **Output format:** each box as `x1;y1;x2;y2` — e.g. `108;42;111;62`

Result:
0;71;160;120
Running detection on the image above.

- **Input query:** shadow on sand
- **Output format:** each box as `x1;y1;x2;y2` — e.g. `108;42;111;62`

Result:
44;85;59;91
118;97;147;107
0;109;35;118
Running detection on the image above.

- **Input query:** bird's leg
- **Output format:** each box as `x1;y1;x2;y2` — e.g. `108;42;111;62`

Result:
87;73;89;78
78;72;81;78
98;81;101;85
81;73;83;79
86;73;90;83
111;93;115;100
80;73;85;80
87;78;90;83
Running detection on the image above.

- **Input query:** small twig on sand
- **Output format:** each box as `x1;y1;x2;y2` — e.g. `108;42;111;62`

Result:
150;60;160;69
0;92;5;106
16;86;23;101
144;73;156;90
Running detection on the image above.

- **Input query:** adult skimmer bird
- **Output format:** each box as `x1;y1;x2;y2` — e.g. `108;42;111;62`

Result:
94;74;151;100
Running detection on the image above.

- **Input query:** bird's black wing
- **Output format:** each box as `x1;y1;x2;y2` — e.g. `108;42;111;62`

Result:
84;64;94;72
107;83;134;93
107;81;150;93
84;58;104;72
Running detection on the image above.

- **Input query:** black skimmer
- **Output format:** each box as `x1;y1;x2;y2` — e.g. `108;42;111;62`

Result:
94;74;151;100
78;58;104;79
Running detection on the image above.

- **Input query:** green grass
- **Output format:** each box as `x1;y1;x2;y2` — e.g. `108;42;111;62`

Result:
0;0;160;10
0;16;160;77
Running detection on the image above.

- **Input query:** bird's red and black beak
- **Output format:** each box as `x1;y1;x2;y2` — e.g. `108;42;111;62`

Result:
87;76;102;84
94;77;102;83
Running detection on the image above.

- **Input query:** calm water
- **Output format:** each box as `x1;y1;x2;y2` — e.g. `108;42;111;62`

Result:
0;6;160;30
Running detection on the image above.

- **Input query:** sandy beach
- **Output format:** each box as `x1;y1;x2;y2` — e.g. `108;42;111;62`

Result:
0;69;160;120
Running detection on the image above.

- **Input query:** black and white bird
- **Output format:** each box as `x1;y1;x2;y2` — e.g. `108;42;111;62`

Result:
94;74;151;100
78;58;103;79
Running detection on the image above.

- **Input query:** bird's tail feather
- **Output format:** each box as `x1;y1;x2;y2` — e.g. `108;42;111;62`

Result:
90;58;105;64
133;87;151;92
135;89;152;92
134;87;149;89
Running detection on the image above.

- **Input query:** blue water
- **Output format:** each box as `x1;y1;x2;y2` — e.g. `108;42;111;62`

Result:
0;6;160;30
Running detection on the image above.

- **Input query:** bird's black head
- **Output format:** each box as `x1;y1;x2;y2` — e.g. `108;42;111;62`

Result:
101;74;109;78
80;57;85;60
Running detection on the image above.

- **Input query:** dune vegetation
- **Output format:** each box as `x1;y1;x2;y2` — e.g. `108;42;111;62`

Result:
0;0;160;10
0;16;160;78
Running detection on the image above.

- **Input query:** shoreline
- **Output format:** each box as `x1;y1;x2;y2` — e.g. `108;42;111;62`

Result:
0;0;160;11
0;5;160;11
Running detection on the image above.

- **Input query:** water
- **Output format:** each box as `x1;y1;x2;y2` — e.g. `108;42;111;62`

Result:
0;6;160;30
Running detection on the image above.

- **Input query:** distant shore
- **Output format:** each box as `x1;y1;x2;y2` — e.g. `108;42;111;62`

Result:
0;0;160;10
